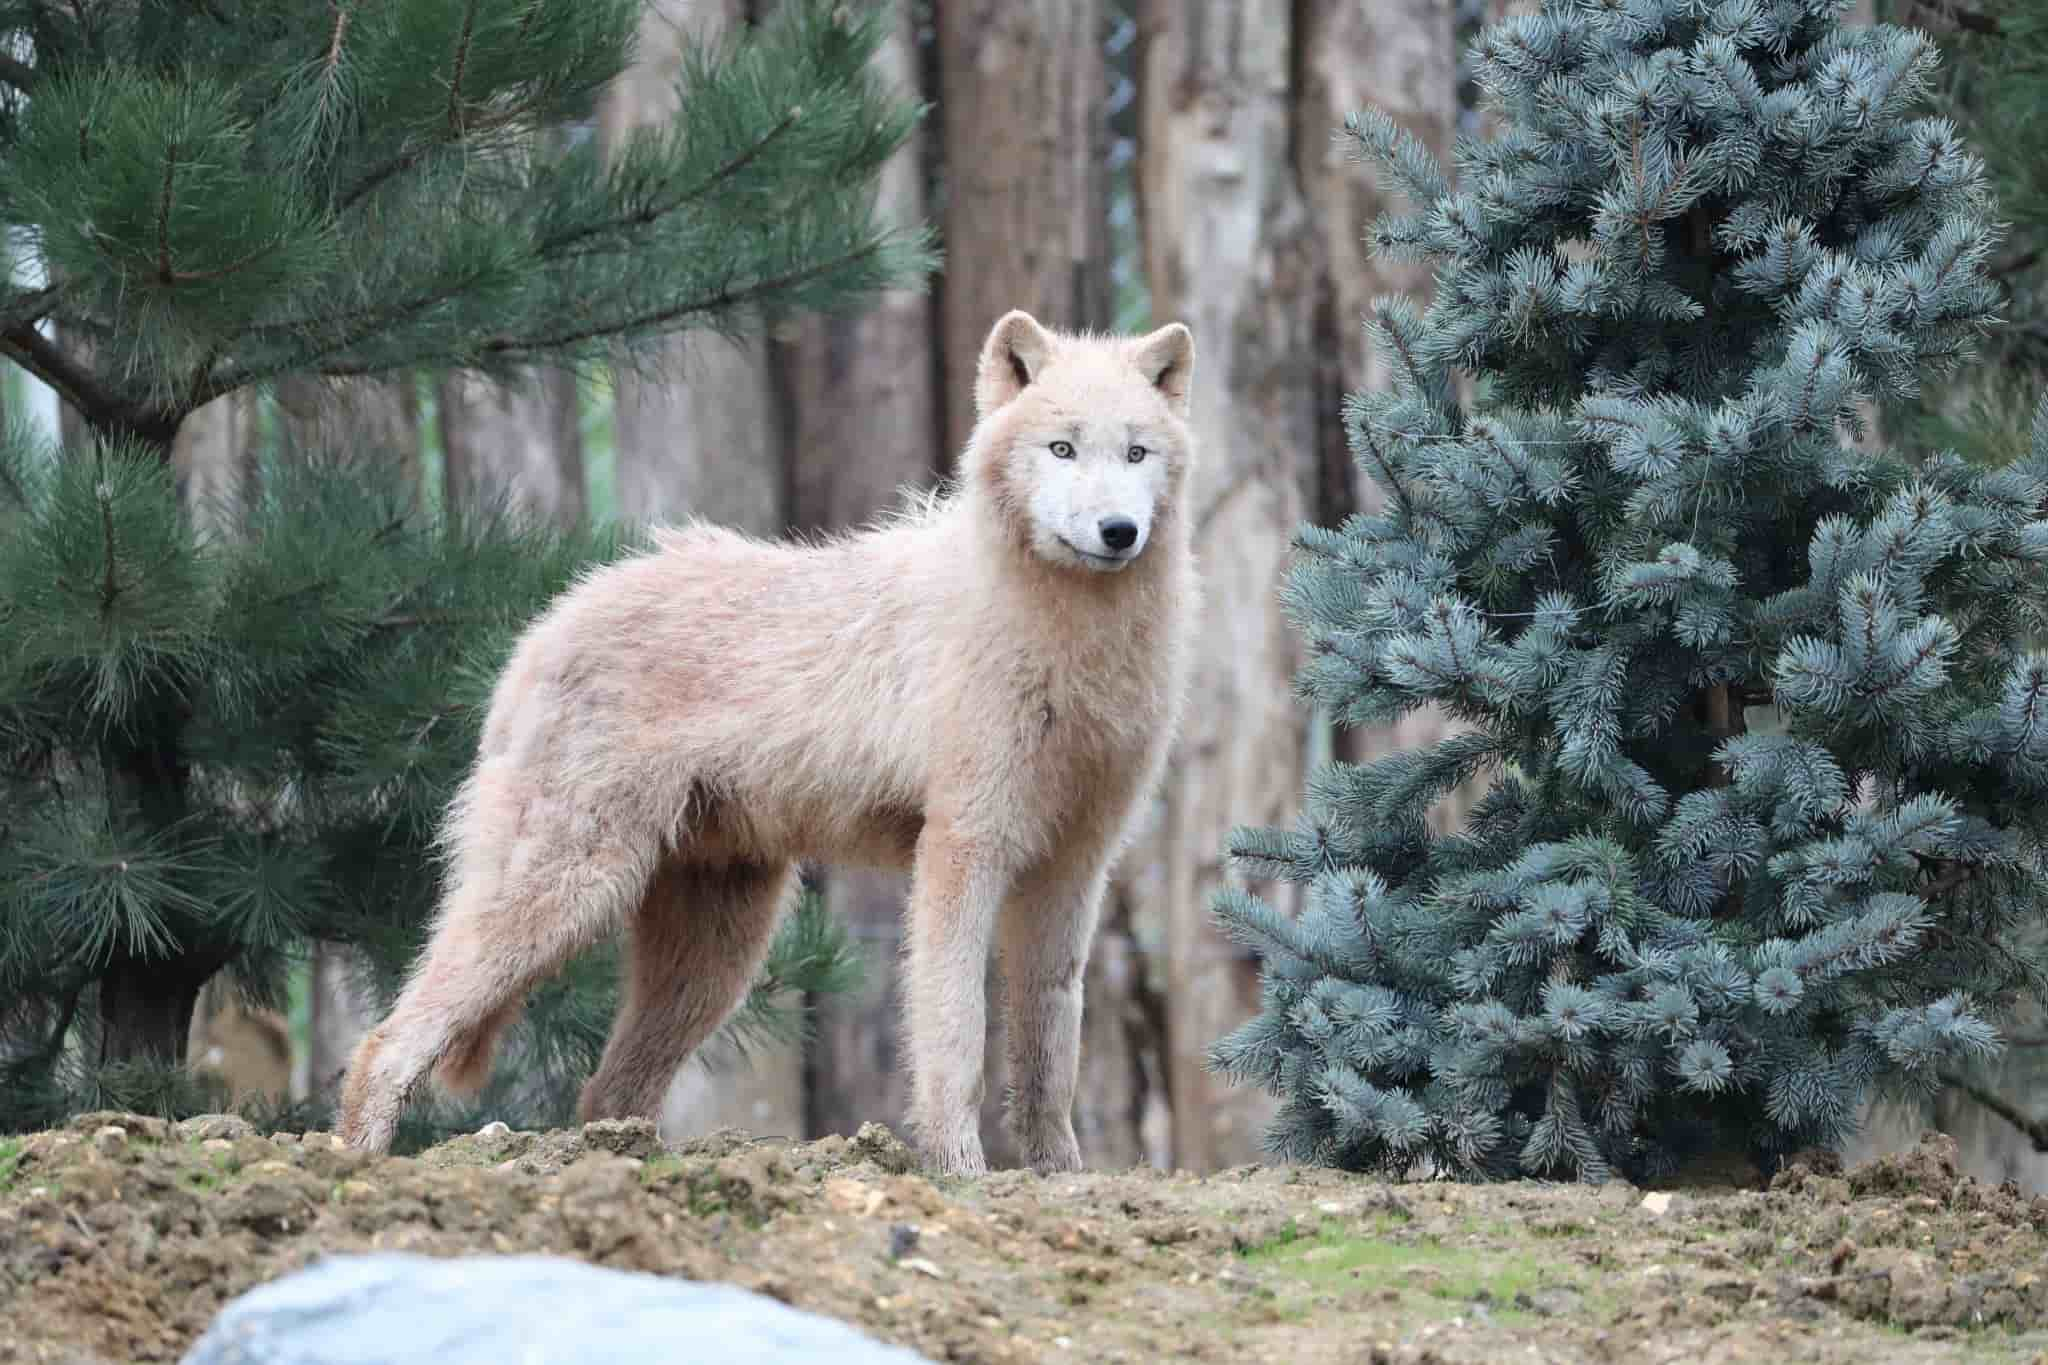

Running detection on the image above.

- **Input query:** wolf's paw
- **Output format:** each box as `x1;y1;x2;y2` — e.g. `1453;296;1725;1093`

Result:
1020;1127;1083;1177
919;1133;989;1179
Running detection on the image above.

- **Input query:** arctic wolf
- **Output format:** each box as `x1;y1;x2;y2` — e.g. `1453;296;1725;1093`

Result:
336;311;1198;1176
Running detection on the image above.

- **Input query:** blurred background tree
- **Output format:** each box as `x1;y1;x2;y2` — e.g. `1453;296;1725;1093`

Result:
5;0;2042;1188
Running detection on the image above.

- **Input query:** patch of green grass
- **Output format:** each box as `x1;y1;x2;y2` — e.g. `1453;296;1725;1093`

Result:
638;1154;686;1186
1243;1218;1598;1325
181;1165;228;1194
0;1137;21;1195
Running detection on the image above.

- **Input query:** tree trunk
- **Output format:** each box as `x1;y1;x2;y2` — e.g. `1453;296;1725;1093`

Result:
437;367;587;528
273;375;423;506
99;957;209;1069
937;0;1114;1168
777;5;936;1144
170;392;259;536
937;0;1110;455
601;0;804;1143
600;0;782;535
1137;0;1320;1172
1297;0;1456;499
1295;1;1474;831
300;945;378;1100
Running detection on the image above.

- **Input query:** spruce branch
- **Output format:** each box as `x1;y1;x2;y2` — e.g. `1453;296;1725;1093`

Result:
1353;420;1416;517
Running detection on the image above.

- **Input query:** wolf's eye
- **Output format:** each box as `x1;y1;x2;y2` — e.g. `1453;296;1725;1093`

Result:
1127;445;1148;464
1050;441;1075;459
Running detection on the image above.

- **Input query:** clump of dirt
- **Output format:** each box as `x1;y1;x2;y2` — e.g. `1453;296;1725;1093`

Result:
2;1116;2046;1365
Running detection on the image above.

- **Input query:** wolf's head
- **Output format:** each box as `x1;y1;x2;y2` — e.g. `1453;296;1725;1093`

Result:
966;310;1195;574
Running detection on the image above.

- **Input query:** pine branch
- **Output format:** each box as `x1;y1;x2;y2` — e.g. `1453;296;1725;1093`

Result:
0;287;60;330
156;145;178;284
326;1;351;71
467;239;895;361
1941;1070;2048;1152
334;104;520;213
95;454;120;612
537;107;807;259
446;0;479;137
0;323;120;428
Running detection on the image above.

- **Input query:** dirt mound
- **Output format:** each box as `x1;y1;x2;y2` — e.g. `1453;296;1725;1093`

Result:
2;1119;2046;1364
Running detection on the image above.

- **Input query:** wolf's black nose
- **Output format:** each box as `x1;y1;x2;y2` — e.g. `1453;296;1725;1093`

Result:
1099;517;1138;552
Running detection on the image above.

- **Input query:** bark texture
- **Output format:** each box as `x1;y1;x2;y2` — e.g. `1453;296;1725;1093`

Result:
273;376;423;504
1138;0;1320;1172
1133;0;1466;1170
1296;0;1457;486
437;367;587;529
600;0;782;535
168;393;258;537
937;0;1111;456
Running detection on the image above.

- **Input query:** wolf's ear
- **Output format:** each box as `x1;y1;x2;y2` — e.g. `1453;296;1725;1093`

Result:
976;310;1058;419
1129;322;1194;417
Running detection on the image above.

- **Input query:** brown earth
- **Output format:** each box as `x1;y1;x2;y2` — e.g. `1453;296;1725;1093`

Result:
2;1116;2046;1365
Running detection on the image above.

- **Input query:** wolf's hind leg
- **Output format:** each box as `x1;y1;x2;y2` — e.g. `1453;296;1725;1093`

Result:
577;858;796;1124
337;798;653;1152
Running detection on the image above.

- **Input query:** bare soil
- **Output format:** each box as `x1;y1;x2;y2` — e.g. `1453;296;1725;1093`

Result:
2;1115;2046;1365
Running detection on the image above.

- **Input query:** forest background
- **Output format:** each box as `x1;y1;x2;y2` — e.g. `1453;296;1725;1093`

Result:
4;0;2042;1187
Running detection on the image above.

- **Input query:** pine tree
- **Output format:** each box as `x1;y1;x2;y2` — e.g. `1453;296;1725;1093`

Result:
0;0;926;1135
1210;0;2048;1183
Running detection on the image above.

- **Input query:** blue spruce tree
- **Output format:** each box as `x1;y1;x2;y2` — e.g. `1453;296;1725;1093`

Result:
1209;0;2048;1183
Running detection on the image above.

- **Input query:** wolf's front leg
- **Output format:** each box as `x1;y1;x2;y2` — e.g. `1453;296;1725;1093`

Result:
905;821;1008;1177
999;857;1109;1175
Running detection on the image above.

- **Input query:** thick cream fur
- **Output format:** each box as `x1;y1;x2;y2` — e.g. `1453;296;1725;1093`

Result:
337;313;1198;1176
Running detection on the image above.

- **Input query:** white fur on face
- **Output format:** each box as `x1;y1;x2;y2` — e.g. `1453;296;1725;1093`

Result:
1022;429;1172;572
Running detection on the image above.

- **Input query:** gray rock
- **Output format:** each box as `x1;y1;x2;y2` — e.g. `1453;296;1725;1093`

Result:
181;1252;934;1365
